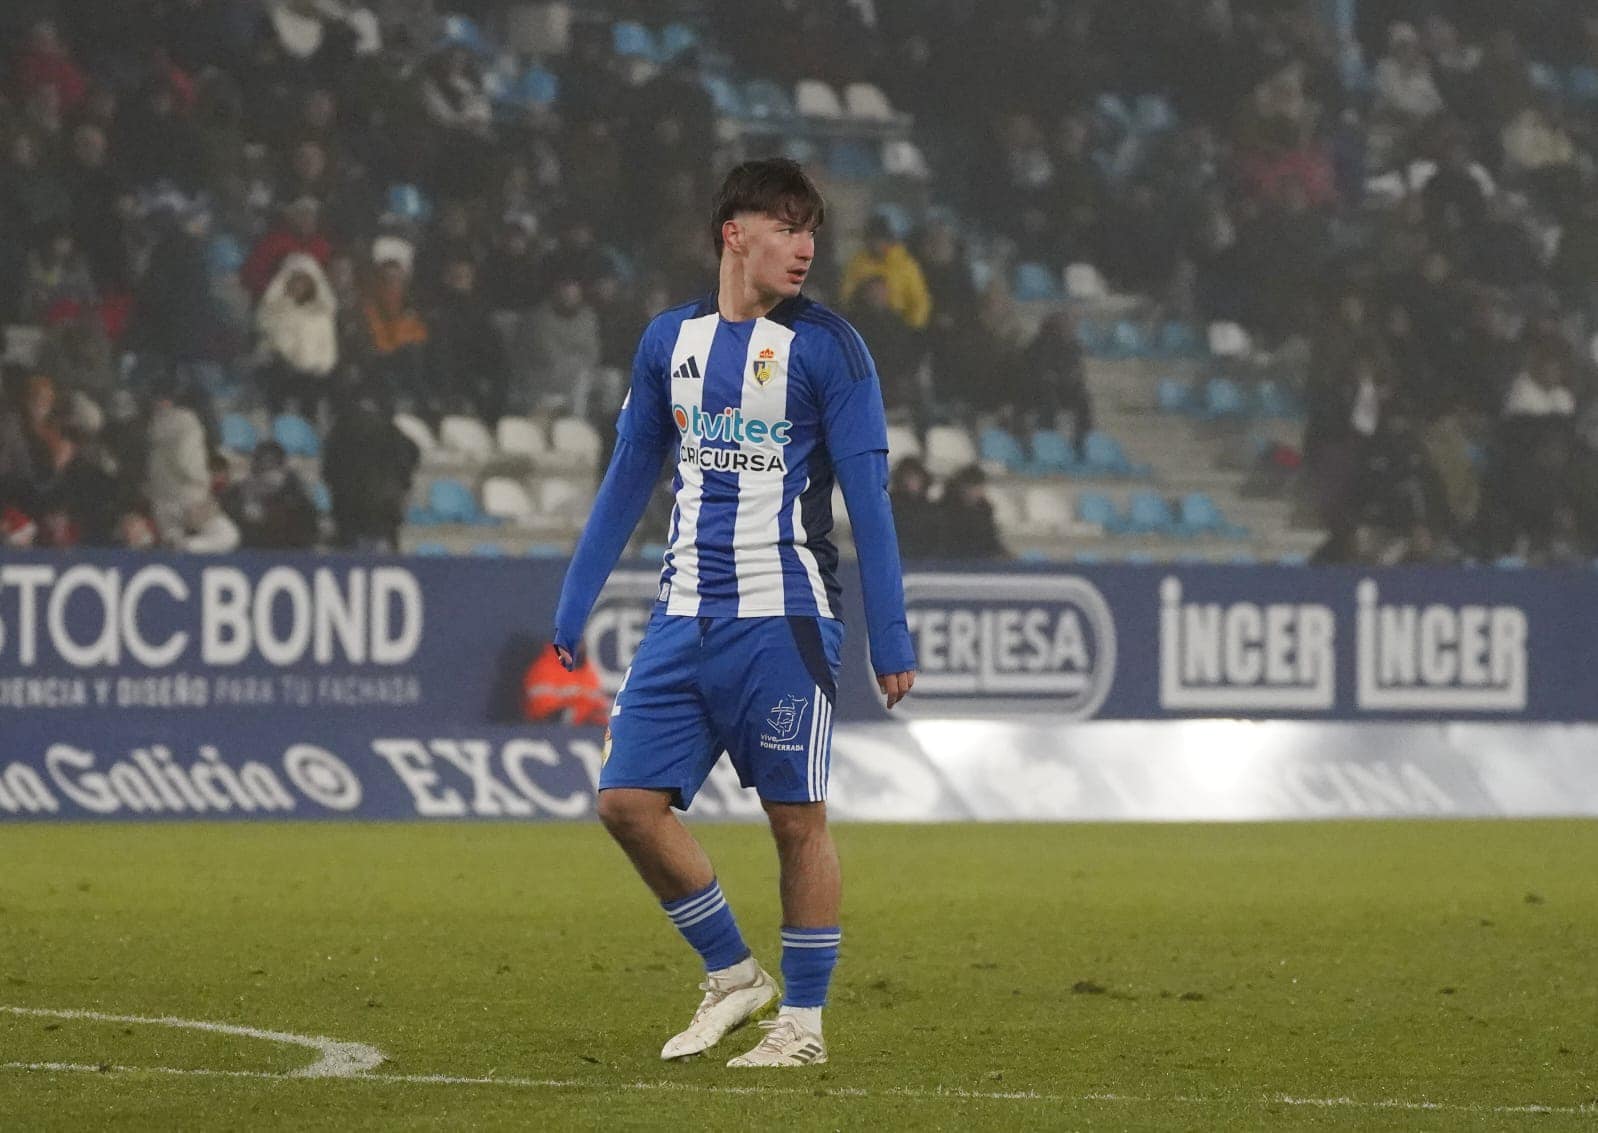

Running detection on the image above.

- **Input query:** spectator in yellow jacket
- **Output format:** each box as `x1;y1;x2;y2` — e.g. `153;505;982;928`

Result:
841;215;932;330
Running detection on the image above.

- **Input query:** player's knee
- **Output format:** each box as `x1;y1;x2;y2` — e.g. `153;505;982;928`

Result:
597;788;667;839
763;800;827;848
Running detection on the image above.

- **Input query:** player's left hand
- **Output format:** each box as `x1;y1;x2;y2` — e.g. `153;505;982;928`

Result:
878;670;915;710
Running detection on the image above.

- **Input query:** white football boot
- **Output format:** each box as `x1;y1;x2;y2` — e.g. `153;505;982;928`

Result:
659;964;778;1060
726;1015;828;1067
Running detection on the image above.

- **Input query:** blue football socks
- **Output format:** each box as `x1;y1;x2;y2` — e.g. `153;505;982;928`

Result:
662;880;750;972
779;925;841;1008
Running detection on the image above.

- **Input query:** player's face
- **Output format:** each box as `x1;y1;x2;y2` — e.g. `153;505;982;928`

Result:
739;212;816;299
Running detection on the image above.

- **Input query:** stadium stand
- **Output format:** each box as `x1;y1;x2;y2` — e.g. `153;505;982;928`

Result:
3;2;1597;567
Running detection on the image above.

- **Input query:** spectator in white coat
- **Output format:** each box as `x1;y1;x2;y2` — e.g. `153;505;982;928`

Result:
144;380;212;546
256;252;338;419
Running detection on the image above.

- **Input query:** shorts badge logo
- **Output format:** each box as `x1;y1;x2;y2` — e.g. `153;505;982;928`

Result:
764;695;809;743
752;347;776;385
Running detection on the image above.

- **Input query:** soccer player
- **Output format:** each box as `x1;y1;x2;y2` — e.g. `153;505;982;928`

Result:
552;158;916;1067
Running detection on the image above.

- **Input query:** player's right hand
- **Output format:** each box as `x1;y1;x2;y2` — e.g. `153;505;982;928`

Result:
878;670;915;710
553;643;577;671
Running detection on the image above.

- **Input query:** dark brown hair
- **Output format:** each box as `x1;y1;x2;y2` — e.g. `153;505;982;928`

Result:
710;158;825;254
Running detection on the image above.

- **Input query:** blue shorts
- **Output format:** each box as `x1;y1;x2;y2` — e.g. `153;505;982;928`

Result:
600;606;845;810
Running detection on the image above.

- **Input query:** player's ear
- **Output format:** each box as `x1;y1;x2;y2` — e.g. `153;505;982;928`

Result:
721;217;744;256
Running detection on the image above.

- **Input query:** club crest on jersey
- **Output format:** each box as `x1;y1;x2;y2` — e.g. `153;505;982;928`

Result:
752;347;777;385
764;695;809;743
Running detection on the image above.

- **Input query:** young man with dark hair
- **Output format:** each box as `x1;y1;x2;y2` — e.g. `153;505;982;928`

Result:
553;158;916;1067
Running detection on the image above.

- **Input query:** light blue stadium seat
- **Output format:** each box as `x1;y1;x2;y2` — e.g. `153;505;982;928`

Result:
220;412;258;454
1277;552;1309;566
1179;492;1248;539
1157;377;1194;414
517;66;559;106
1255;380;1302;419
272;413;320;458
658;22;700;60
1073;551;1104;565
1029;430;1077;474
1123;490;1176;535
1157;321;1201;357
1493;555;1527;570
206;234;245;278
1226;551;1259;565
470;542;505;557
640;541;669;561
611;21;658;60
1076;318;1108;355
441;14;492;56
1569;66;1598;104
527;543;565;558
1094;92;1133;128
309;482;332;514
1081;430;1148;476
1203;377;1249;419
428;479;481;524
1529;62;1562;96
827;138;881;180
780;135;819;163
979;426;1028;473
385;183;432;224
1018;549;1051;564
702;75;745;116
405;504;437;527
1123;551;1157;565
412;542;449;556
1075;491;1120;530
873;202;913;240
1107;320;1149;357
1013;262;1062;302
1133;94;1174;134
743;78;794;119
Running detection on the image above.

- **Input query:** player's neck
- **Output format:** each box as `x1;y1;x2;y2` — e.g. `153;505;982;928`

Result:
716;260;782;322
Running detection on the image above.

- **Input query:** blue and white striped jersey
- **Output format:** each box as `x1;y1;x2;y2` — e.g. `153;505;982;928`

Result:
616;293;888;619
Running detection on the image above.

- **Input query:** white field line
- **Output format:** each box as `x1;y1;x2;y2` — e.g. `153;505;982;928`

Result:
3;1060;1597;1117
0;1006;383;1078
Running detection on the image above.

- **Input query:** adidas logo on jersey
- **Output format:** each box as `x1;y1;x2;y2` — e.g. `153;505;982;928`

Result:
672;357;702;380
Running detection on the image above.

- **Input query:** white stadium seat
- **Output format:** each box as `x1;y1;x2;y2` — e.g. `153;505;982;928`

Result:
392;413;437;457
985;485;1025;533
923;425;977;478
885;424;922;464
843;81;895;121
1064;262;1108;300
438;415;497;462
481;476;536;524
538;475;592;519
1208;321;1253;358
496;415;548;462
795;78;844;119
550;416;603;468
882;139;931;180
1023;486;1073;534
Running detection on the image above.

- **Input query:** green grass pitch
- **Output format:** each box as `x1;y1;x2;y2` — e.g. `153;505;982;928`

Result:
1;820;1595;1130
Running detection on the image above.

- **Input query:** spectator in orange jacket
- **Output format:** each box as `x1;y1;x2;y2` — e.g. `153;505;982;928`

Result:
524;646;609;726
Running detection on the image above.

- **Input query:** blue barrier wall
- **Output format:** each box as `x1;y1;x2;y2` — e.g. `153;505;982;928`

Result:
2;551;1594;821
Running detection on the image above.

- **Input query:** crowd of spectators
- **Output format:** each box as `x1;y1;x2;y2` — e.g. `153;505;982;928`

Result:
0;1;721;553
9;1;1598;566
858;0;1598;565
739;0;1598;565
